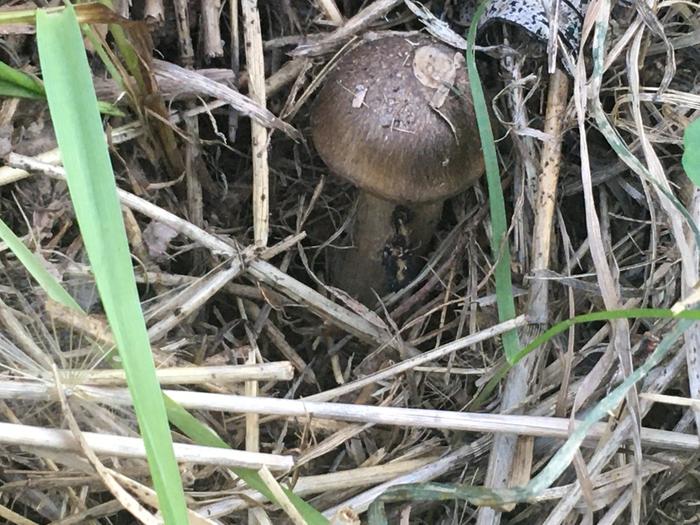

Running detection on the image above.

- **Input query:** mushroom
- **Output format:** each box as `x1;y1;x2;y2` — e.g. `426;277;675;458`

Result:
311;35;484;304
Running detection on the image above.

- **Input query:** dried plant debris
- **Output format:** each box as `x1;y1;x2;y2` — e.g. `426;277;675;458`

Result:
1;0;699;524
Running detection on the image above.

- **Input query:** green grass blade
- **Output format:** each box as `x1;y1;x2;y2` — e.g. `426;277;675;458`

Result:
96;100;125;117
164;397;330;524
683;117;700;187
466;0;520;362
0;80;43;99
0;218;83;311
0;60;45;98
0;58;122;114
35;5;188;524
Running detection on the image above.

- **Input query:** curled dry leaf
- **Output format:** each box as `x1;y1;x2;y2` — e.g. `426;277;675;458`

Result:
412;45;461;108
142;220;178;260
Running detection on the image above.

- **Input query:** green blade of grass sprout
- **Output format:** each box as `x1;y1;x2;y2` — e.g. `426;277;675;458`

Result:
683;118;700;187
466;1;520;363
0;219;83;311
0;60;44;98
0;59;122;115
36;5;188;524
0;80;41;99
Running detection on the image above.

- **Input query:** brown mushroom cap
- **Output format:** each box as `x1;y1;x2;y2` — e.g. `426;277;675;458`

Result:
311;35;484;204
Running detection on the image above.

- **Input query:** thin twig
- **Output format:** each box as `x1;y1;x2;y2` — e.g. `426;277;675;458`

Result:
241;0;270;246
0;420;295;470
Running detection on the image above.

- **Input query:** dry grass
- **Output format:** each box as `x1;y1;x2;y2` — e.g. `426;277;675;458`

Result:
0;0;699;524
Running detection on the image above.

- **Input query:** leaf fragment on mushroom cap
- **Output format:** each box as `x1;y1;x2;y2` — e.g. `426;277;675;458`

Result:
412;45;457;109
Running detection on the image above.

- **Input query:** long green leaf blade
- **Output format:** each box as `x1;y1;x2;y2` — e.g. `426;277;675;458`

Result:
0;218;83;311
466;0;520;361
35;5;188;524
0;60;45;97
683;118;700;187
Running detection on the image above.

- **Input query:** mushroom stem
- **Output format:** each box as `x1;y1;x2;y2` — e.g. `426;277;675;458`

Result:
334;191;443;304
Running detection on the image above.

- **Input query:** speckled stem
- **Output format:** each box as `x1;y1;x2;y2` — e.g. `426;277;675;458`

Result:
333;191;443;305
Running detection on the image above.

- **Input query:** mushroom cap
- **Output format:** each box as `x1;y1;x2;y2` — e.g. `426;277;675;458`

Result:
311;35;484;204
